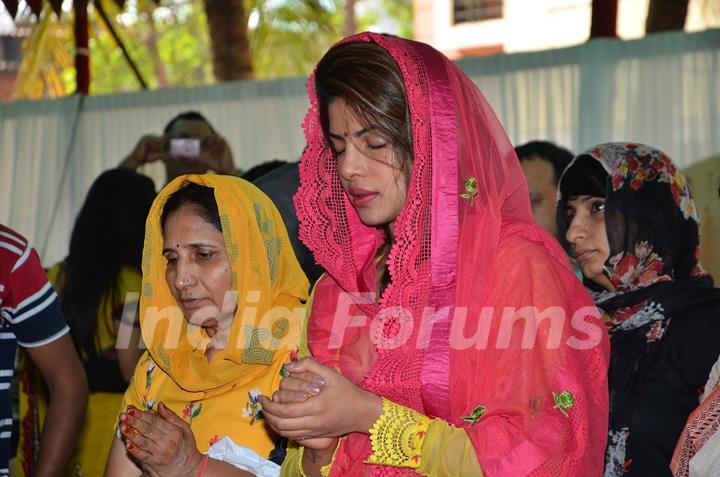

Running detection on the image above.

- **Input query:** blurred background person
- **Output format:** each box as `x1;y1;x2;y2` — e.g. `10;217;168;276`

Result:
684;154;720;279
240;159;287;183
253;159;324;287
121;111;238;184
515;140;573;239
16;168;156;477
1;223;87;477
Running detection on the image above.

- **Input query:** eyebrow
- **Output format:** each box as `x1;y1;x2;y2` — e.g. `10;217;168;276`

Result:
568;195;597;203
162;242;219;254
328;125;380;141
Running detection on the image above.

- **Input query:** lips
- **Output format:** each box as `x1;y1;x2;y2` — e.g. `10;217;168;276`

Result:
347;187;378;207
180;298;205;310
574;249;596;262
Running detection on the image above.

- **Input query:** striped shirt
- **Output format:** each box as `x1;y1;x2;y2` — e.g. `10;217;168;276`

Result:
0;225;69;474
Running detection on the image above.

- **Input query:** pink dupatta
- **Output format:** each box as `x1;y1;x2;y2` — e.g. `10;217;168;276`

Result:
294;32;609;476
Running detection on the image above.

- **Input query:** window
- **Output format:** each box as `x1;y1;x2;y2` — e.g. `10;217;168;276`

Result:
453;0;503;24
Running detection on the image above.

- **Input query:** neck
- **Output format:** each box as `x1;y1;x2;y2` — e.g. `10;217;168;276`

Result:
204;324;230;363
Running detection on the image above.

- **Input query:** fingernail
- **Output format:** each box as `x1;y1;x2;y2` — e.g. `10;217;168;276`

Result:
312;376;326;386
127;443;134;451
308;385;322;395
285;361;296;370
122;425;130;433
128;409;136;417
120;414;127;422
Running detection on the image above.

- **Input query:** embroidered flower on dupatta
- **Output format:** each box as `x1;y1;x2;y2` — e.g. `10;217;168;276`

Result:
242;388;263;424
461;405;486;425
460;177;478;204
182;401;203;424
552;391;575;417
142;362;157;411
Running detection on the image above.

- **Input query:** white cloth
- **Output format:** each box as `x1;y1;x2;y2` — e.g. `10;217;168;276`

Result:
689;429;720;477
701;354;720;403
205;436;280;477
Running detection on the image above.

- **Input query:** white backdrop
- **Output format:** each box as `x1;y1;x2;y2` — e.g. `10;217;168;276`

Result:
1;29;718;266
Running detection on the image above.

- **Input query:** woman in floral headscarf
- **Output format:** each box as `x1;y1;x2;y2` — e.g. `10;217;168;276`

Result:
258;33;610;476
557;143;720;477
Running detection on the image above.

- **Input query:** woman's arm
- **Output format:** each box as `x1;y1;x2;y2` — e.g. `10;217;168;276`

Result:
27;333;89;477
113;300;144;383
105;437;142;477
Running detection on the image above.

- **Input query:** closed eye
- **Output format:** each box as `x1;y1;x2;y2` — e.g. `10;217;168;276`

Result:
197;251;215;260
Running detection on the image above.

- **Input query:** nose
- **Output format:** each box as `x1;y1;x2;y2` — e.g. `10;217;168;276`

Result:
337;141;366;182
565;213;588;247
174;260;197;291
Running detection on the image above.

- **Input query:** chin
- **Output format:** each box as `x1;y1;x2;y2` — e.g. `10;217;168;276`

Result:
356;211;383;227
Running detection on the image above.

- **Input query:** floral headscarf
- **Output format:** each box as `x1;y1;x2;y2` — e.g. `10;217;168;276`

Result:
558;143;720;476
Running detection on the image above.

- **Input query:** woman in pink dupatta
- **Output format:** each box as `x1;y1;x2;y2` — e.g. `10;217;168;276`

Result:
260;32;609;476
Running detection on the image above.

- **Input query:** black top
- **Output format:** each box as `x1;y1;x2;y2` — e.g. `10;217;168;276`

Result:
253;162;324;286
610;298;720;476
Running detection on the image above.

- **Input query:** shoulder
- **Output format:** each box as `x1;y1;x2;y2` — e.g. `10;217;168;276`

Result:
0;224;30;277
117;265;143;293
494;235;573;286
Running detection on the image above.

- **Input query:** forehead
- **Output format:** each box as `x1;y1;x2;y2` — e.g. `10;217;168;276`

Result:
162;205;223;243
521;156;556;188
566;195;602;205
327;98;364;131
167;119;214;138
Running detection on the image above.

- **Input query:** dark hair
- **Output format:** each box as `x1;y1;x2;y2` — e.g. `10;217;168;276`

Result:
515;141;574;184
315;41;413;178
161;182;222;233
559;155;609;200
242;160;288;183
61;169;156;358
163;111;215;136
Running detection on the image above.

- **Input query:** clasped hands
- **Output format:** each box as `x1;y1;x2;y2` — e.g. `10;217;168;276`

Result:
119;402;204;477
259;358;383;451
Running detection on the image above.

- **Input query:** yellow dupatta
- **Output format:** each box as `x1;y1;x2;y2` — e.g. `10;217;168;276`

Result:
140;174;309;397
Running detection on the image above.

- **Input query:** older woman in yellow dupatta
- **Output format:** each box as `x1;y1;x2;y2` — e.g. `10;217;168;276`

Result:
105;174;309;476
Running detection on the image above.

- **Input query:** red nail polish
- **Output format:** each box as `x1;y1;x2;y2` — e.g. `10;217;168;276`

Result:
122;425;129;433
127;443;134;451
120;414;127;422
128;409;136;417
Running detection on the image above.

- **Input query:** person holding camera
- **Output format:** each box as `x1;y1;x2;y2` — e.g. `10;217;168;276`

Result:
121;111;238;183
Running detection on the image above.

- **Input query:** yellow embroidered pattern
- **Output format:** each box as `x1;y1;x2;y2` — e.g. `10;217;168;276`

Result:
365;398;430;469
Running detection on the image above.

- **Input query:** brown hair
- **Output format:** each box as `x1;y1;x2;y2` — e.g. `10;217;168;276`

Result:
314;41;413;178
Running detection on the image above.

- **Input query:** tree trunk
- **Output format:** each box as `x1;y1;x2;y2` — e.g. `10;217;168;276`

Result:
74;0;90;93
145;17;169;87
590;0;618;38
345;0;356;36
646;0;689;33
204;0;253;81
